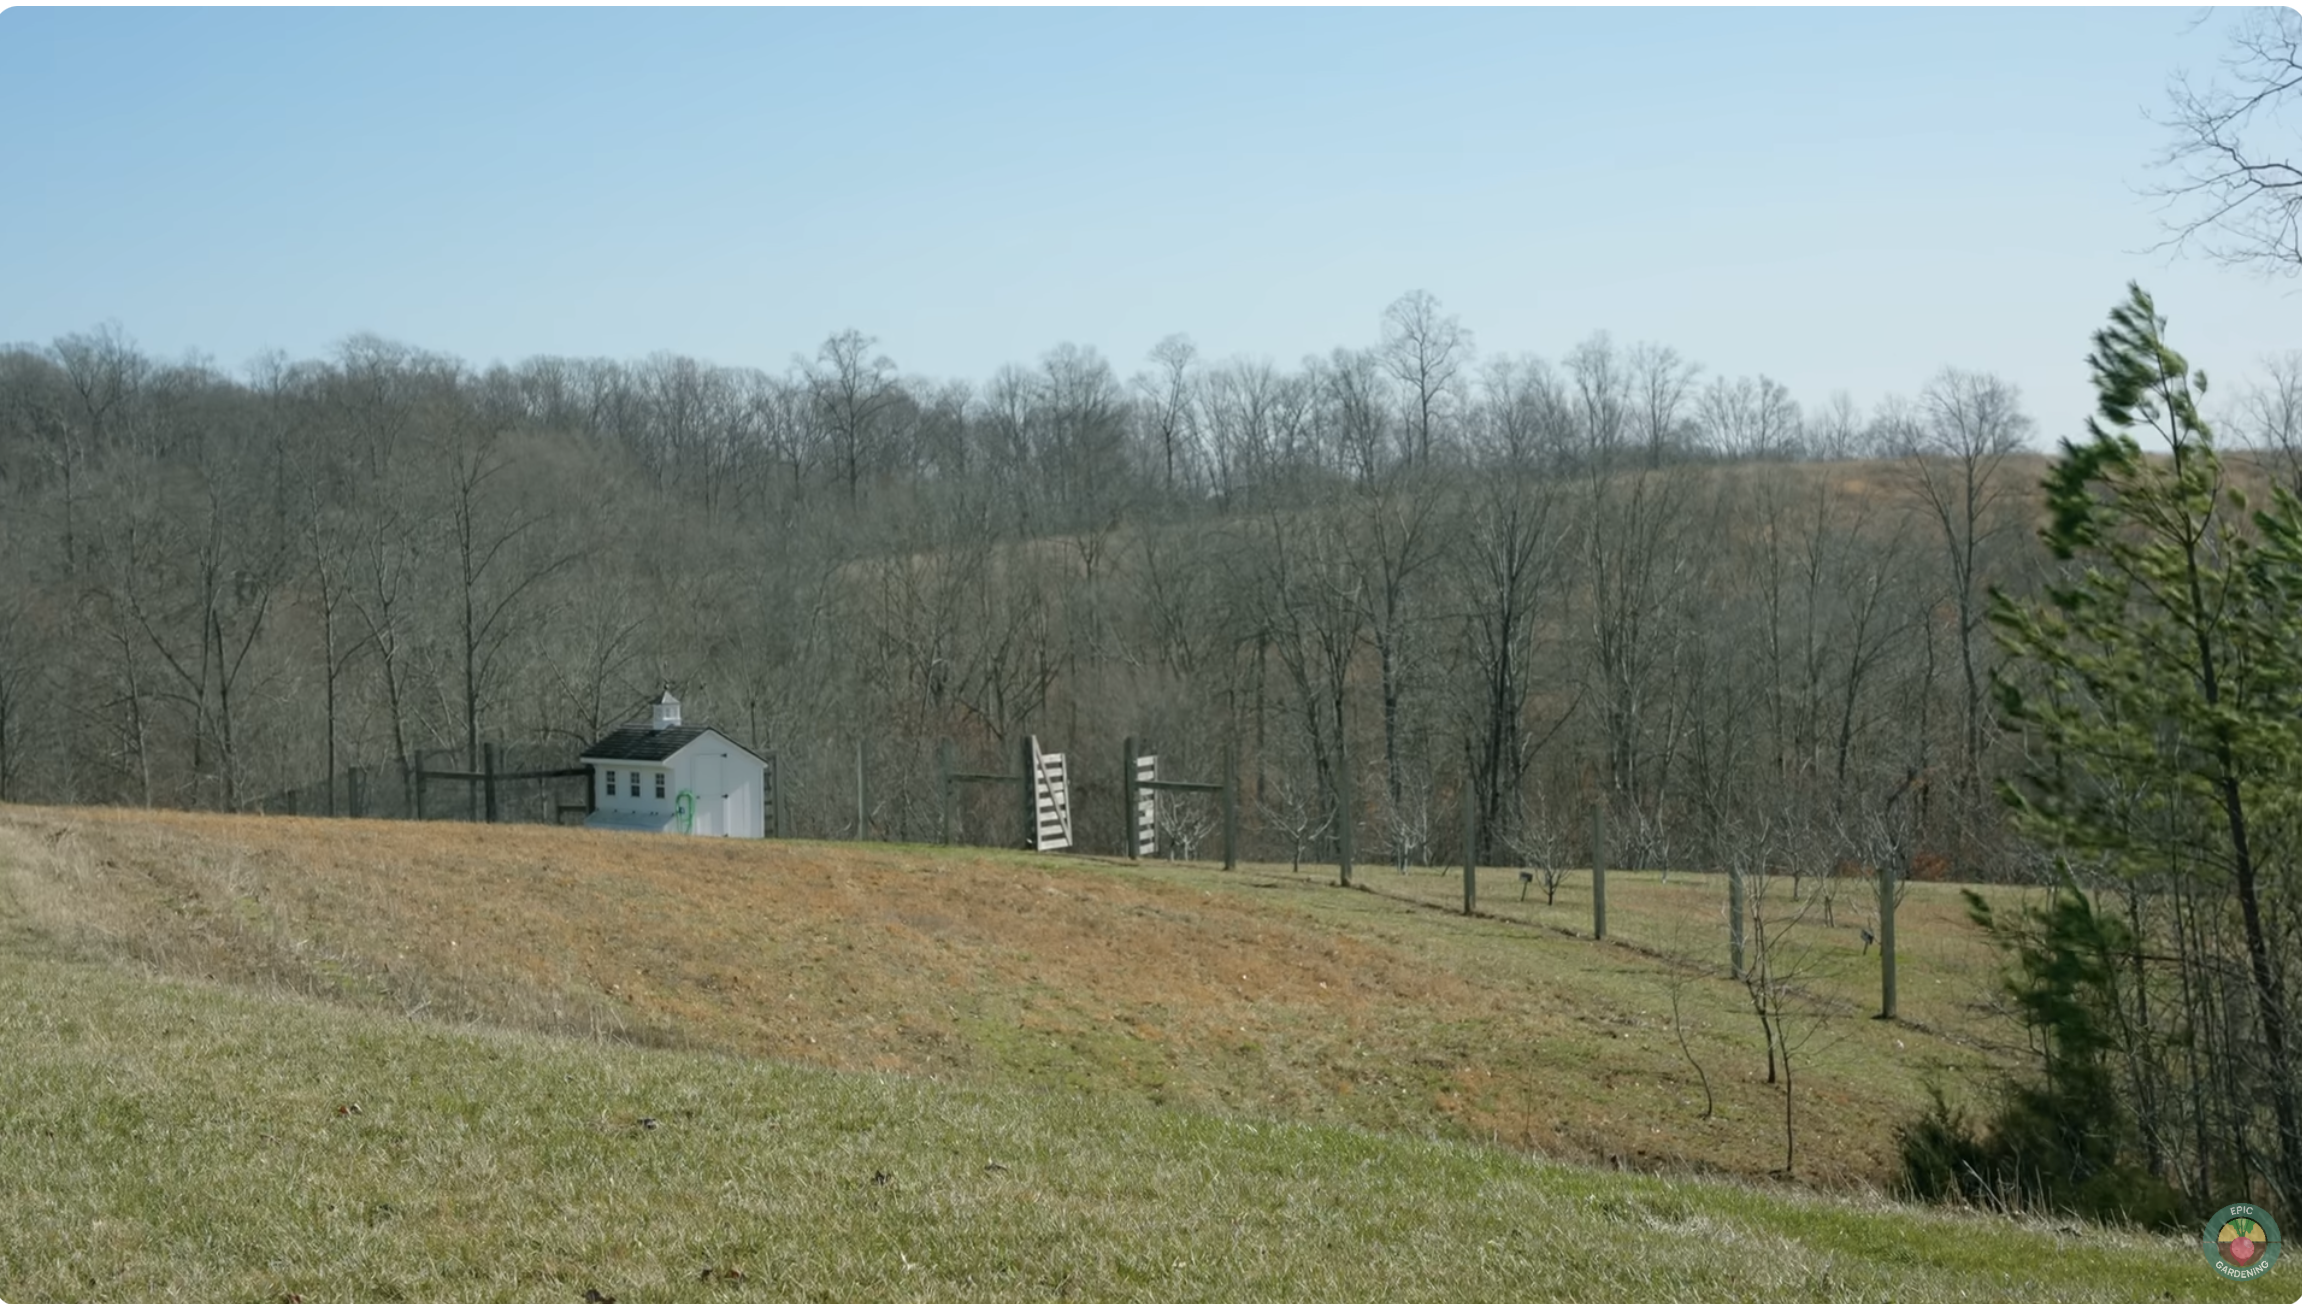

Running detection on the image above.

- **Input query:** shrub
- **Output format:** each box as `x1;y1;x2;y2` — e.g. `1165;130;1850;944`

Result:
1896;880;2187;1229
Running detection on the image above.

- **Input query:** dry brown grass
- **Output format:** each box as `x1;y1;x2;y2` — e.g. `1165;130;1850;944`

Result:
0;804;2013;1192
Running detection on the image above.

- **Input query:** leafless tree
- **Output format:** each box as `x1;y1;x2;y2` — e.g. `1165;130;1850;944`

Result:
1502;793;1570;905
1259;766;1333;873
1727;813;1844;1175
2152;8;2302;276
1697;374;1803;461
1904;368;2030;824
1629;341;1702;468
805;329;902;505
1567;332;1632;466
1451;426;1570;858
2233;350;2302;495
429;383;585;771
1133;334;1201;494
1806;391;1866;461
1311;346;1394;482
1380;290;1472;465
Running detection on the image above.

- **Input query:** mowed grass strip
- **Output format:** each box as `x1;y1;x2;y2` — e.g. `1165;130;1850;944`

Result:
3;807;2004;1186
0;947;2234;1304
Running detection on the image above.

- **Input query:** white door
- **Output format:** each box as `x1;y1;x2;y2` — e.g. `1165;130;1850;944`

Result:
693;755;722;835
728;765;756;838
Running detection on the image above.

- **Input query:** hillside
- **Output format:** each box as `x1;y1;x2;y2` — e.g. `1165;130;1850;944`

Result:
0;941;2231;1303
0;806;2011;1189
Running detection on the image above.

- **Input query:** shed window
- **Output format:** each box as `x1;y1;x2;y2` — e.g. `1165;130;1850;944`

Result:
655;772;667;799
605;770;617;796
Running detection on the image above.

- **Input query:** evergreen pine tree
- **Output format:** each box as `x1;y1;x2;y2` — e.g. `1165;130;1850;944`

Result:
1988;282;2302;1210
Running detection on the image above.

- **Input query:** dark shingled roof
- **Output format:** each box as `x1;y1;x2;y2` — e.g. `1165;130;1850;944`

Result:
579;725;709;763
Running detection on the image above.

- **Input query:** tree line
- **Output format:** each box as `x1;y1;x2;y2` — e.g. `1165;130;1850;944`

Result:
3;289;2298;1215
0;297;2053;861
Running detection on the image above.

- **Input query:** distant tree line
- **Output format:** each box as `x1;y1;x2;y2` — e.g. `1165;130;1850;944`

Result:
0;298;2060;866
4;290;2299;1217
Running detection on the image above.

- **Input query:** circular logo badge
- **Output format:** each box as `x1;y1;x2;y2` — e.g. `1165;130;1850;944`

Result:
2203;1203;2282;1281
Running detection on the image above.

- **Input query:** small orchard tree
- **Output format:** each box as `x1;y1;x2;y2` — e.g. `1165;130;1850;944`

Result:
1259;769;1331;873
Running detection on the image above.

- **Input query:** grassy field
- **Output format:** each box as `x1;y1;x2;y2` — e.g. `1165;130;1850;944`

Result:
0;935;2240;1302
0;807;2011;1188
0;804;2276;1300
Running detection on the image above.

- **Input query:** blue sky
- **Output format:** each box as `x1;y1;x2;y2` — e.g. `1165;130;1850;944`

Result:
2;6;2295;445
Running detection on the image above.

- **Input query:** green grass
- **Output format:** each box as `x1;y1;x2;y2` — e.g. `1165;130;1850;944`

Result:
0;809;2015;1188
0;944;2258;1303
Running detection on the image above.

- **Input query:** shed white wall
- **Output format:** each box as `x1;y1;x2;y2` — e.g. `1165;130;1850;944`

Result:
676;744;765;839
595;764;674;817
584;730;764;839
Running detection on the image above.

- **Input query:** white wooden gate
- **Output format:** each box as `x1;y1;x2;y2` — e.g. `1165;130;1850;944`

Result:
1132;752;1158;857
1029;736;1073;851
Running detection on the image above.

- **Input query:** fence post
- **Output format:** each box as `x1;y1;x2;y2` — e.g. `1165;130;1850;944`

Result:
1222;746;1239;872
1123;736;1140;860
1462;788;1476;916
1019;734;1037;850
1879;852;1899;1020
483;743;499;824
1591;801;1608;941
937;740;954;845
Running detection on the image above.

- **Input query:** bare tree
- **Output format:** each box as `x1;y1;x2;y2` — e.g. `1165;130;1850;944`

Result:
1199;358;1311;505
0;581;40;802
429;383;585;771
1259;766;1333;873
1311;346;1394;482
2233;350;2302;495
1380;290;1472;465
1157;790;1219;861
1255;495;1364;878
805;329;902;505
1566;332;1632;466
43;325;147;573
1452;403;1570;857
1581;456;1711;864
1036;342;1129;529
2152;8;2302;276
1697;374;1803;461
1347;464;1448;842
1727;813;1844;1175
1133;334;1202;495
1502;793;1570;905
1378;770;1432;873
1904;368;2030;820
1807;391;1866;461
1628;341;1702;468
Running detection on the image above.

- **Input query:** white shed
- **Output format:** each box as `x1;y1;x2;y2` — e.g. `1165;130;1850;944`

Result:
579;693;768;838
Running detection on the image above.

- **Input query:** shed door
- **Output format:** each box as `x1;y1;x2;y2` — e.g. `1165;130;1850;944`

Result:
693;754;722;835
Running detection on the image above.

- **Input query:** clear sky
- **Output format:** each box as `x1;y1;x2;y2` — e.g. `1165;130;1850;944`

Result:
2;6;2295;445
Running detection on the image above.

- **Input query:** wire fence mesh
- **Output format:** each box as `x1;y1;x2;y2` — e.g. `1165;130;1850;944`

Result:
250;744;589;826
